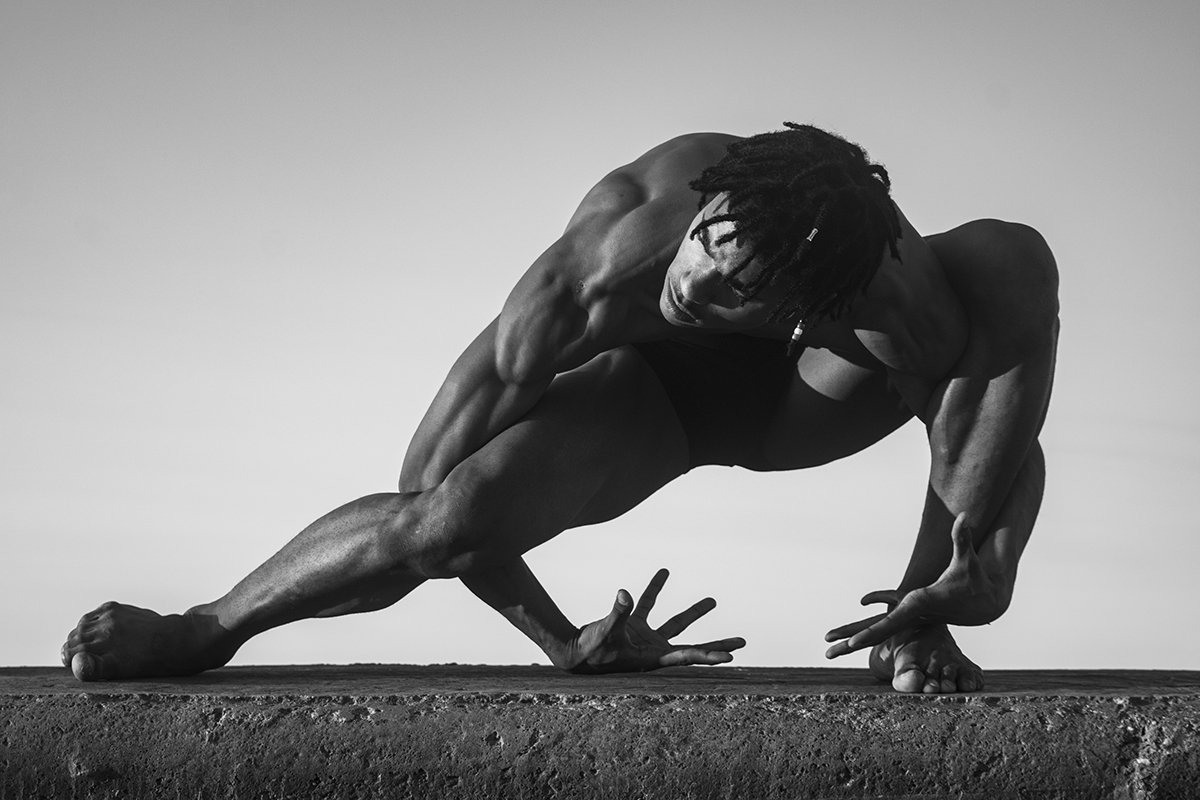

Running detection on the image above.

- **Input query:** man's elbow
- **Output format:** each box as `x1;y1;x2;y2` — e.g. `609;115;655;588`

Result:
494;305;578;387
493;338;552;388
1012;223;1061;328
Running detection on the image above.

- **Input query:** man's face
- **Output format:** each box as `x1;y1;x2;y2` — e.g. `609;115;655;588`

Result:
660;194;793;330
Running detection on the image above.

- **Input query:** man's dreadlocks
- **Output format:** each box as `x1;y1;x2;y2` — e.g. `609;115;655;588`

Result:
689;123;902;325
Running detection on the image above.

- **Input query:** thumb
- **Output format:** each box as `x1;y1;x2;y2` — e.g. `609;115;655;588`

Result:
578;589;634;653
950;513;975;563
860;589;900;608
611;588;634;619
595;589;633;636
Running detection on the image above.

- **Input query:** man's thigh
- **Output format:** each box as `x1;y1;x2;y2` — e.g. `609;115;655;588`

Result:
438;346;691;557
762;347;914;470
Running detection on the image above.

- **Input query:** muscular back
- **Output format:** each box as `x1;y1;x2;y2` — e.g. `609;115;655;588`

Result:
400;133;738;490
494;133;740;385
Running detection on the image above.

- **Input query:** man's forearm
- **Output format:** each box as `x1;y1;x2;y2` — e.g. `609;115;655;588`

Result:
460;558;581;669
899;442;1045;597
895;322;1056;600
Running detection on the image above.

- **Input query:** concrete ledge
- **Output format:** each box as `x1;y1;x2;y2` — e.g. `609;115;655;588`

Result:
3;665;1199;799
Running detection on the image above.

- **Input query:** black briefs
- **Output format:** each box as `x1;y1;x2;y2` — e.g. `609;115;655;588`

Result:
632;334;796;469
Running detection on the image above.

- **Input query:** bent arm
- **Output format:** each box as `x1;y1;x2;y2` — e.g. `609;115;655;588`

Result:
393;243;628;667
899;227;1060;597
399;243;601;492
825;229;1060;654
898;332;1057;597
398;317;553;491
397;306;590;666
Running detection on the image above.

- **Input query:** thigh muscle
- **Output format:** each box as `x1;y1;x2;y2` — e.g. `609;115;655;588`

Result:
435;346;690;559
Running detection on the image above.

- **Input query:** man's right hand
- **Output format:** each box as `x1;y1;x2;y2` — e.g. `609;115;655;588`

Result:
558;569;746;674
823;513;1011;659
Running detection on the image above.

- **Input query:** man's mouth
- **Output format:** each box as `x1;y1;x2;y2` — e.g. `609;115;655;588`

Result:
663;283;698;325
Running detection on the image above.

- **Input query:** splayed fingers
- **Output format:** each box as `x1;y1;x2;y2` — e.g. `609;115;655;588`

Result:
656;596;717;640
824;591;928;659
632;568;670;619
567;568;746;673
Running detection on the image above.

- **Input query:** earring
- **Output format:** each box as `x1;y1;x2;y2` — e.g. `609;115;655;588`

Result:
786;318;805;359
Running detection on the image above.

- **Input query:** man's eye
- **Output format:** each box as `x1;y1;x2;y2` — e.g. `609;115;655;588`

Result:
723;277;753;303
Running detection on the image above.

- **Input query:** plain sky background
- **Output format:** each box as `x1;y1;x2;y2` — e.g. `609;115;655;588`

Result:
3;2;1198;672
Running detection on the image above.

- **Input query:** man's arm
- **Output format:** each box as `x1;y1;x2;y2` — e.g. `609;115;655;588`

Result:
401;289;740;670
399;242;598;492
826;223;1060;654
394;241;606;666
396;202;740;670
464;562;744;672
898;325;1057;592
912;223;1059;557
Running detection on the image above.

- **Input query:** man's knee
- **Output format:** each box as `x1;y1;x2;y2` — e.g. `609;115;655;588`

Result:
386;478;493;580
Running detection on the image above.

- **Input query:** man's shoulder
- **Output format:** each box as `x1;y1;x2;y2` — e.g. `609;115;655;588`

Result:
635;131;742;173
931;219;1057;288
498;132;742;370
567;132;738;224
553;134;742;295
928;219;1060;348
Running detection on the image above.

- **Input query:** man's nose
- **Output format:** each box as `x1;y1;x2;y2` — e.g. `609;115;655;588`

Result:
678;266;721;306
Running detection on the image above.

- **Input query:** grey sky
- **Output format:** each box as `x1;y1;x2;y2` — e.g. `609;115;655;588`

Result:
3;1;1198;669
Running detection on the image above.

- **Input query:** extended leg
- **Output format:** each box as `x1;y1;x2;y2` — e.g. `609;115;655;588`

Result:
62;348;689;680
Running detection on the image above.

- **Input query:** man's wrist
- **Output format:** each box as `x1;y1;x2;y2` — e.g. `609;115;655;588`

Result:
546;629;584;671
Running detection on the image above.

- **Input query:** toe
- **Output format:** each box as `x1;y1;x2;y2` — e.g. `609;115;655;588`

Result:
890;639;928;693
893;667;926;693
941;664;959;693
959;668;984;692
867;643;893;683
923;654;947;694
71;651;102;682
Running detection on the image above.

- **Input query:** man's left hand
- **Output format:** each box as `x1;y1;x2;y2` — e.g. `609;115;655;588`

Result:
562;568;746;673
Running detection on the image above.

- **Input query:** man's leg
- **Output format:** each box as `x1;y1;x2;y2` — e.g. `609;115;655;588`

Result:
61;347;690;680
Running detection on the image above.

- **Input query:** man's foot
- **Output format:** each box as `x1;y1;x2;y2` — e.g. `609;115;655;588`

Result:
60;602;237;681
868;624;983;693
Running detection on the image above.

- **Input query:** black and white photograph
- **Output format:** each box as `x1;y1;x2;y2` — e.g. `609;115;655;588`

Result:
3;2;1198;796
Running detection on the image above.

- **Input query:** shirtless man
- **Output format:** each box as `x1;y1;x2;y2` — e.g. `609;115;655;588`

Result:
61;124;1059;693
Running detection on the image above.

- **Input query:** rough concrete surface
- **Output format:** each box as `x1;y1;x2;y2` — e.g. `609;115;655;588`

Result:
2;665;1198;799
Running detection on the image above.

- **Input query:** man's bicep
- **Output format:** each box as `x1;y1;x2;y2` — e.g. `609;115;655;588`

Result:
399;318;518;489
495;253;598;385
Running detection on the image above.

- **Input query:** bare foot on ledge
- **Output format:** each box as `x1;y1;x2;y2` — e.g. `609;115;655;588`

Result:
868;624;984;694
61;602;237;681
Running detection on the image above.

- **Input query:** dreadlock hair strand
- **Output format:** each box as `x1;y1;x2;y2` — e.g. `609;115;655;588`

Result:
689;123;902;325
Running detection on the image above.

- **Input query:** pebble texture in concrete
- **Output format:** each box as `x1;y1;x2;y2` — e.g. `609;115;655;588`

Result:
2;665;1198;799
